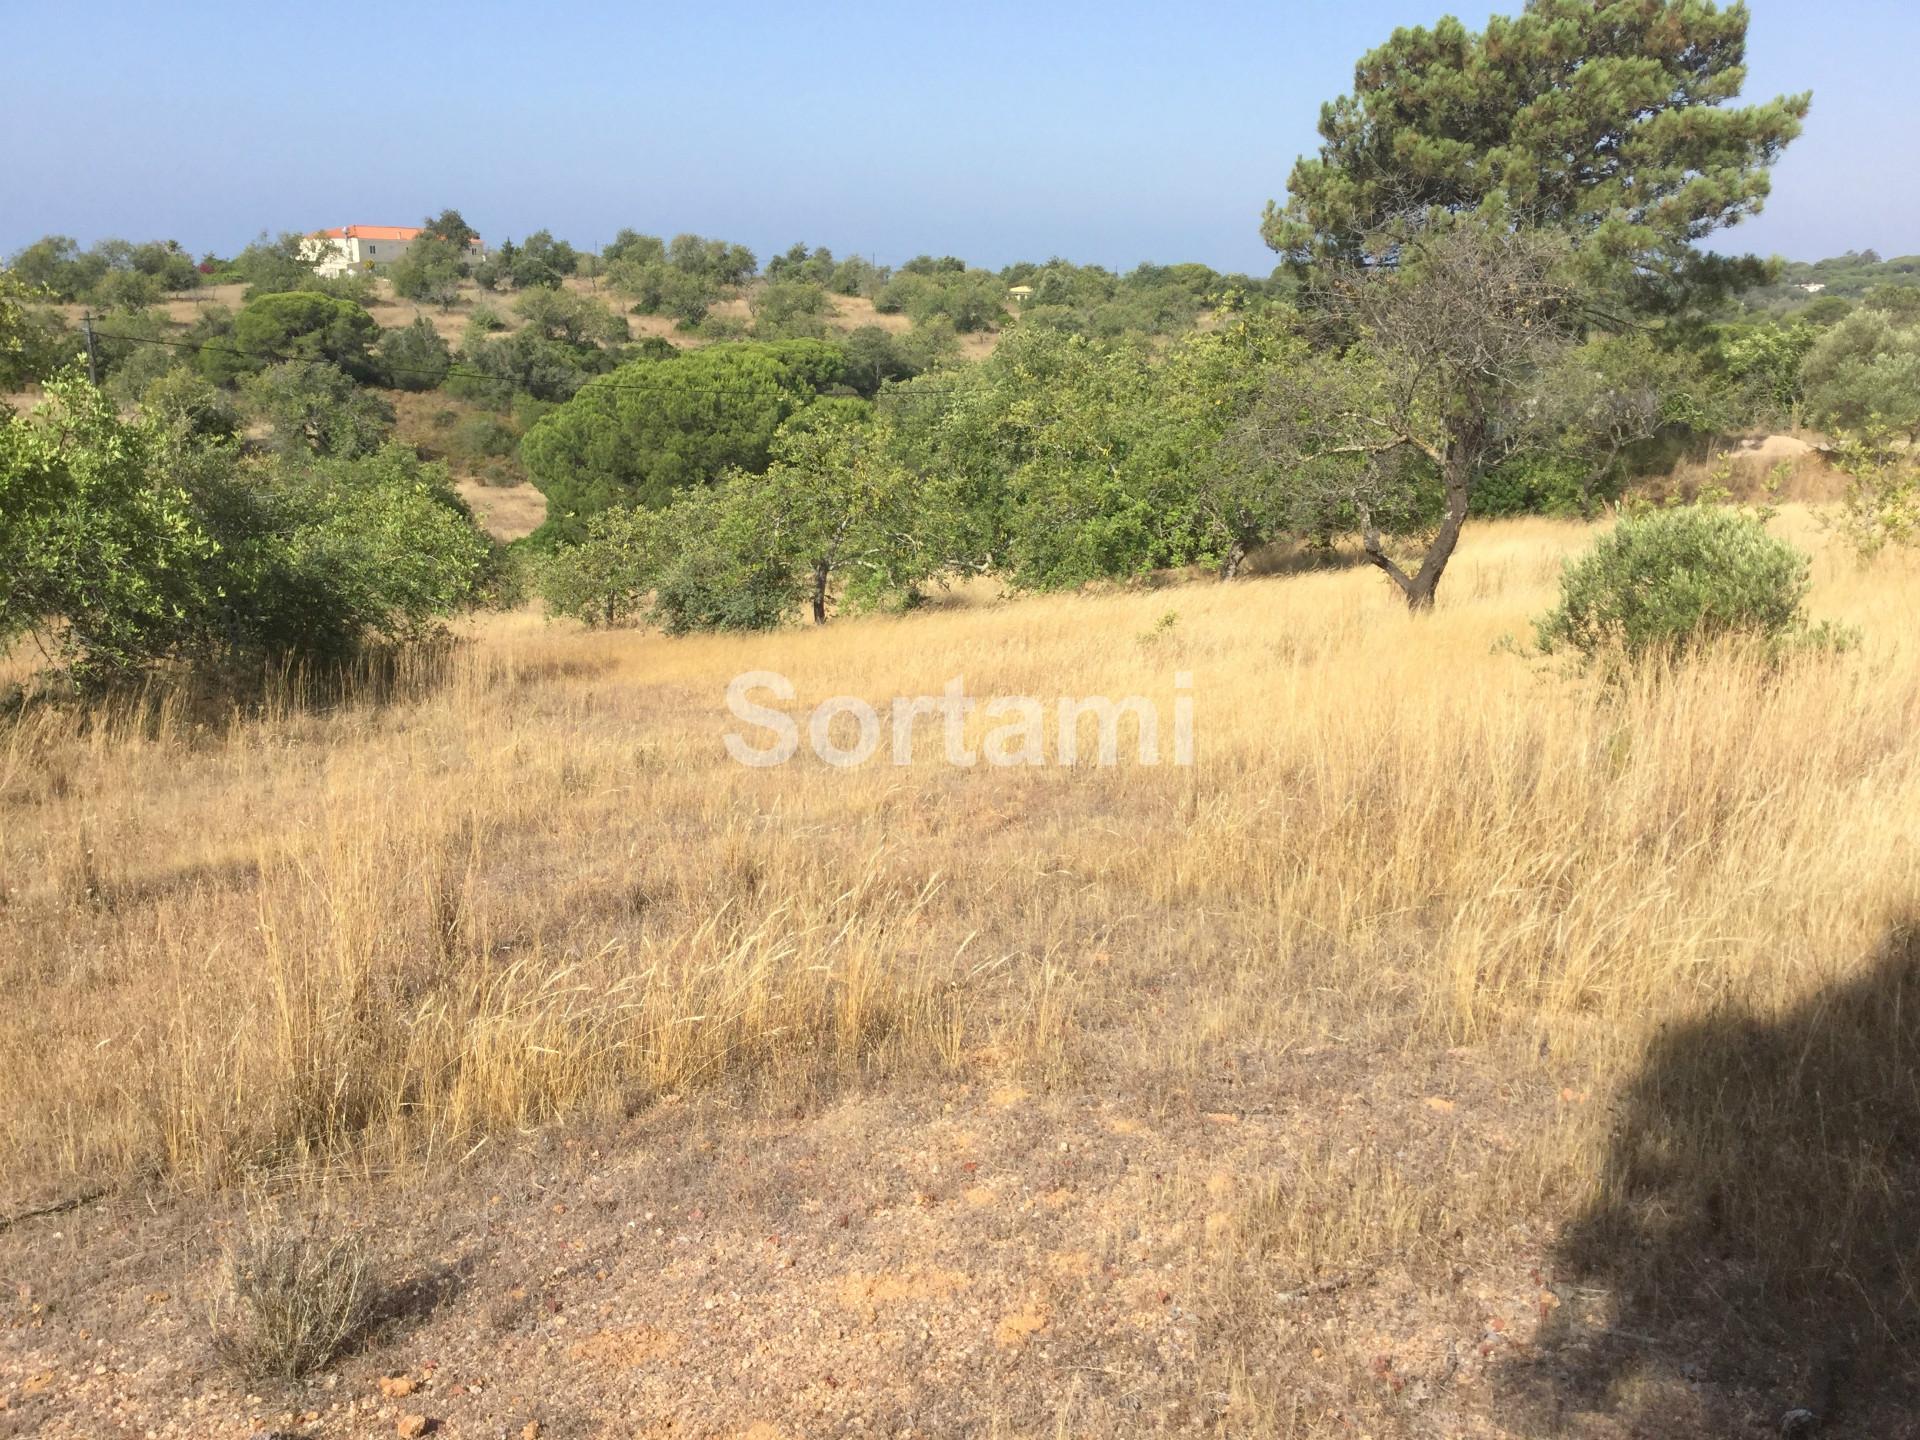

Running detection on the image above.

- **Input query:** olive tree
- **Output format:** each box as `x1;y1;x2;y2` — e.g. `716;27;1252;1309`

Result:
1246;222;1578;608
725;402;930;624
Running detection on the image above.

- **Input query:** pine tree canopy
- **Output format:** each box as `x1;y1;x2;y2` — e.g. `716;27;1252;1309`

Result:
1263;0;1809;308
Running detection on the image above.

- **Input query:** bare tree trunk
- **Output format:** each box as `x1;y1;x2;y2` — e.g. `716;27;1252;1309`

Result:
1219;537;1248;581
1385;427;1481;612
811;561;829;626
1582;443;1622;522
1403;465;1472;611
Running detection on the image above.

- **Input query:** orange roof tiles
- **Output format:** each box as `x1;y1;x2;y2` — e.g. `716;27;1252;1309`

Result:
310;225;481;243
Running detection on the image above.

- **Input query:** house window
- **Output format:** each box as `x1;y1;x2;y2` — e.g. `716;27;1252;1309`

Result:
367;244;376;255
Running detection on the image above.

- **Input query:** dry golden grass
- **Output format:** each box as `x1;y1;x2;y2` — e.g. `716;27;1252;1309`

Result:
452;477;548;540
3;506;1917;1431
1645;429;1846;504
0;529;1904;1128
2;508;1913;1190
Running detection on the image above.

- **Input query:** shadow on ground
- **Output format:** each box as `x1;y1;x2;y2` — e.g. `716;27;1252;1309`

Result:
1505;922;1920;1436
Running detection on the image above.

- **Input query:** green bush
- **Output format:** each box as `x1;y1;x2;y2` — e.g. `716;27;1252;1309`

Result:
647;486;799;633
199;444;493;662
518;340;845;541
206;291;379;384
83;306;179;394
374;318;452;390
142;368;240;440
91;269;163;310
1;376;492;688
1534;506;1844;665
536;506;666;626
1801;310;1920;440
1473;452;1592;517
466;303;508;337
451;412;518;460
0;373;216;685
750;281;831;339
443;411;526;485
246;362;394;458
0;288;74;389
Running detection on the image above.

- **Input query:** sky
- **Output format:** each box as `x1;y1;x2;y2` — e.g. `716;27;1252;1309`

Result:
1;0;1913;274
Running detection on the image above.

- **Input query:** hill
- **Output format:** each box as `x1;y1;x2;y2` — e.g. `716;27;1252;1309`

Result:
3;509;1917;1436
1740;247;1920;315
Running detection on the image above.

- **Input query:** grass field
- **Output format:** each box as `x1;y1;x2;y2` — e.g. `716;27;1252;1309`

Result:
2;508;1916;1436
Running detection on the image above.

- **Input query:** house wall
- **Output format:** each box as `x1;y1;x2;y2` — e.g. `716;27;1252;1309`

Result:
299;234;485;279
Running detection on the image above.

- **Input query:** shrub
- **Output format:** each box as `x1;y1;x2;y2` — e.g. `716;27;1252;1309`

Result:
1720;322;1817;422
90;268;162;310
142;368;240;440
1801;310;1920;440
838;325;922;397
196;443;494;663
0;277;74;388
451;411;518;460
2;376;492;688
536;505;666;626
875;268;1006;332
388;232;470;308
466;303;508;337
77;311;176;406
1473;452;1592;517
519;340;845;541
1535;506;1844;665
375;318;453;390
750;281;831;339
7;235;101;300
231;231;318;299
1833;429;1920;556
0;373;215;685
206;291;379;384
444;410;526;485
513;287;626;346
247;361;394;458
647;485;800;633
212;1221;374;1380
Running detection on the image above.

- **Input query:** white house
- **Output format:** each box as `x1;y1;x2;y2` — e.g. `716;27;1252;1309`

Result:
300;224;485;278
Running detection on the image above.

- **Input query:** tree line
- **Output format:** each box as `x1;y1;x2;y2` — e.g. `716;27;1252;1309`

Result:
528;0;1910;625
6;0;1920;687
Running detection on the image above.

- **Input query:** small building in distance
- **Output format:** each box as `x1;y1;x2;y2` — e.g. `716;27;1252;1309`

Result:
299;224;485;278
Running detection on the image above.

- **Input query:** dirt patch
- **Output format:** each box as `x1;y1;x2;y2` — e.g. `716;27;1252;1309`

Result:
1641;431;1846;504
455;479;546;541
9;1046;1874;1438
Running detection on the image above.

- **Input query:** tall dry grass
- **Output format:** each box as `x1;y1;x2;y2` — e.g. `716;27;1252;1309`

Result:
1;508;1916;1214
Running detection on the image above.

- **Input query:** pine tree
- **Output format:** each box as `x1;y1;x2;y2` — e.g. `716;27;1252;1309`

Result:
1263;0;1809;310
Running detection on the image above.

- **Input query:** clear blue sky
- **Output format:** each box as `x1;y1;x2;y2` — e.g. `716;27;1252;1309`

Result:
1;0;1910;273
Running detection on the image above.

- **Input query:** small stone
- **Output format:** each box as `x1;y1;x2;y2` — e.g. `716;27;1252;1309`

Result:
378;1376;416;1398
522;1423;542;1440
395;1415;430;1439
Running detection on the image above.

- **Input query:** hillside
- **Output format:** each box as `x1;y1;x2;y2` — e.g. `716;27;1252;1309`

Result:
3;510;1917;1436
1739;248;1920;315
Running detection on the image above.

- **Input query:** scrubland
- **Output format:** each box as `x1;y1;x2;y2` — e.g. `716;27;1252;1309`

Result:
2;509;1916;1436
